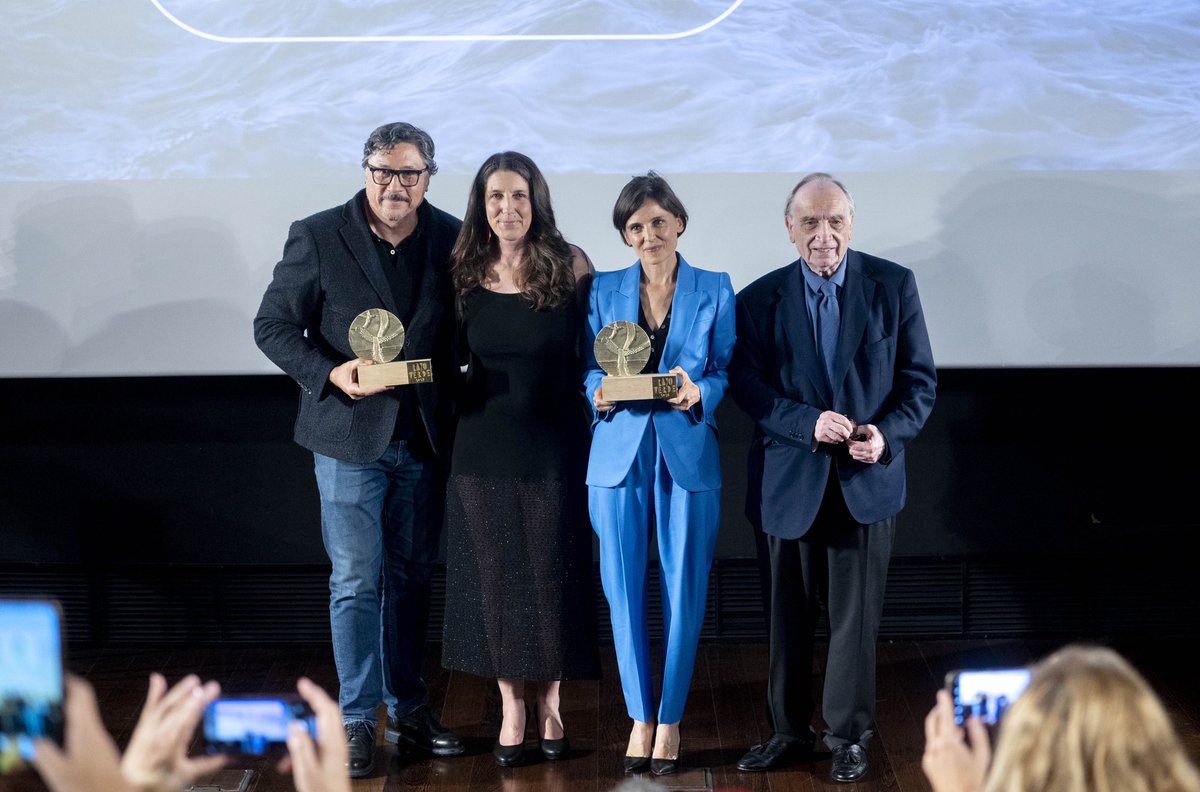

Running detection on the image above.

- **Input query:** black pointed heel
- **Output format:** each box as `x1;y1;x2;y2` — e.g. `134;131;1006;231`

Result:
651;724;681;775
651;755;681;775
624;754;651;773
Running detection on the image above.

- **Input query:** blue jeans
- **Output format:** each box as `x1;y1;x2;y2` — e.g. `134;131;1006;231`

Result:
313;441;440;723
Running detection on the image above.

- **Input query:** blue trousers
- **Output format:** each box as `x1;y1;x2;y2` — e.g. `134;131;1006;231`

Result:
588;423;720;725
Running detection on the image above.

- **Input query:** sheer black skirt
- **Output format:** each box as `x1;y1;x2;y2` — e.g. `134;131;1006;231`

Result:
441;472;599;680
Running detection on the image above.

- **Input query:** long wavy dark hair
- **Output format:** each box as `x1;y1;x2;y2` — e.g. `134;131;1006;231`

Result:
452;151;575;312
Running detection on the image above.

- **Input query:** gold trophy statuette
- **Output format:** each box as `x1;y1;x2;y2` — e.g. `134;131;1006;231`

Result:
349;309;433;389
594;320;679;402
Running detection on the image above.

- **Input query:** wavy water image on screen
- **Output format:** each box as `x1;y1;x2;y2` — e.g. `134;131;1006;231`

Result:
2;0;1199;374
3;0;1198;179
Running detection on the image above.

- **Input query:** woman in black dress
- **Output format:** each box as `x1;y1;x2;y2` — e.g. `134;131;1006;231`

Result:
441;151;598;766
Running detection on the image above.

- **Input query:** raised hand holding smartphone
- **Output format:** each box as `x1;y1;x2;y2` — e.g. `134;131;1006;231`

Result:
0;598;64;775
203;695;316;757
945;667;1032;726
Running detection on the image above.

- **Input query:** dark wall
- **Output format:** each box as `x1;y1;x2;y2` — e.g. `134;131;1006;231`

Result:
3;368;1194;566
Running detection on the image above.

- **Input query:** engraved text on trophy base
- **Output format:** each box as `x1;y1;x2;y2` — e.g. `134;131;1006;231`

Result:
357;358;434;390
601;373;680;402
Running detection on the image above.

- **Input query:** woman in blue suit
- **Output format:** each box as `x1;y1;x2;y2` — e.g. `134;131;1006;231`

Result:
584;172;735;776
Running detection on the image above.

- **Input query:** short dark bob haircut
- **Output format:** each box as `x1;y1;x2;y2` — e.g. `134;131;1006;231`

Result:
612;171;688;241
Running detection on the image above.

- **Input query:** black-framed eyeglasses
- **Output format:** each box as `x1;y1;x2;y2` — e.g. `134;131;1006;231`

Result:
367;166;427;187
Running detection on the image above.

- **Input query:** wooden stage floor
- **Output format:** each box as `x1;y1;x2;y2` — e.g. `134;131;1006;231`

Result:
5;638;1198;792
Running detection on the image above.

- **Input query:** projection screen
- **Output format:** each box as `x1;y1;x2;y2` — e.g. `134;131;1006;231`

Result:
3;0;1199;376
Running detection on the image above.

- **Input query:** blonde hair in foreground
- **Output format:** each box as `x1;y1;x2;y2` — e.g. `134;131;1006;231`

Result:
983;645;1200;792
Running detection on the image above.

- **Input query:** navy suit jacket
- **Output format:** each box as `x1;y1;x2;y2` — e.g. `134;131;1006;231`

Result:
583;256;736;493
730;250;936;539
254;191;461;464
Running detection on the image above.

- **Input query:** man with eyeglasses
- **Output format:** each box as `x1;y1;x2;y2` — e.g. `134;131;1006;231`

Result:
254;122;464;777
729;173;936;783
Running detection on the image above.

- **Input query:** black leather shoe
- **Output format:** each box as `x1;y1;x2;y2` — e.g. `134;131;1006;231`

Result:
533;704;568;760
539;735;569;761
623;755;651;773
736;733;815;772
385;705;465;756
494;703;531;767
831;743;868;783
344;721;376;778
493;738;526;767
651;756;681;776
650;724;682;775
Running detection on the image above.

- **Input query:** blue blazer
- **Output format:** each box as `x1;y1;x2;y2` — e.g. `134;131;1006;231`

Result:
584;255;736;493
729;251;936;539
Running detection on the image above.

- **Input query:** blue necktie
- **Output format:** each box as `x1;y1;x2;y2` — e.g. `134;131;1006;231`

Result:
818;280;840;391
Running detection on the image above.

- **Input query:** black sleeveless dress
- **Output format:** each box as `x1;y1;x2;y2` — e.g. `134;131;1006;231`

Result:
441;288;599;680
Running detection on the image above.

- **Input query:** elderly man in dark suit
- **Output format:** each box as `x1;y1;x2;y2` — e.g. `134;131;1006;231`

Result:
254;122;464;777
730;173;936;783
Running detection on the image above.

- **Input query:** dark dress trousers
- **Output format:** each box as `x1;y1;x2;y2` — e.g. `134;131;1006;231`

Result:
730;250;936;748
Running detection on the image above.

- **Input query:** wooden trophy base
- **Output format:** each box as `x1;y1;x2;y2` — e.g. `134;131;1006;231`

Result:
357;358;433;389
601;373;680;401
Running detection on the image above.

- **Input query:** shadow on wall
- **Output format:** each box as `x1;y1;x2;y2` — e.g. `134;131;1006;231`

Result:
895;169;1200;367
1;183;257;376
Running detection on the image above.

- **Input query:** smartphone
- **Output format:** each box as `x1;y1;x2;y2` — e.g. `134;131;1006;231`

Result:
0;598;65;774
945;667;1032;725
202;696;317;755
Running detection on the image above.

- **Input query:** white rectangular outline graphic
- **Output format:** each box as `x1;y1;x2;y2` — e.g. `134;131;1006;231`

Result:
149;0;744;43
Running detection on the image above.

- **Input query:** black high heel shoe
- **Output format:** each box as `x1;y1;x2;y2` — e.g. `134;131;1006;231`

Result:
624;722;653;773
540;734;569;761
650;725;681;776
536;703;569;760
493;740;526;767
650;755;680;776
493;705;530;767
623;755;651;773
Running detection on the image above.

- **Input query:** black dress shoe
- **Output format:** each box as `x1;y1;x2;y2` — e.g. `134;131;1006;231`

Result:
736;733;815;772
385;705;465;756
623;755;651;773
539;735;569;761
831;743;868;783
344;721;376;778
651;756;680;776
494;703;532;767
650;725;681;775
534;705;568;760
493;738;526;767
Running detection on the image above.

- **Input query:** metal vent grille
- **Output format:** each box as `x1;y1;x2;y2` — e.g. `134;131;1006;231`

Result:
218;569;330;642
881;558;965;636
101;568;223;643
3;554;1195;648
964;559;1086;636
712;561;767;639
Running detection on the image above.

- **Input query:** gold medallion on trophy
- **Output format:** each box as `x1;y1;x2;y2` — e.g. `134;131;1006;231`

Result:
349;309;433;388
594;320;679;401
